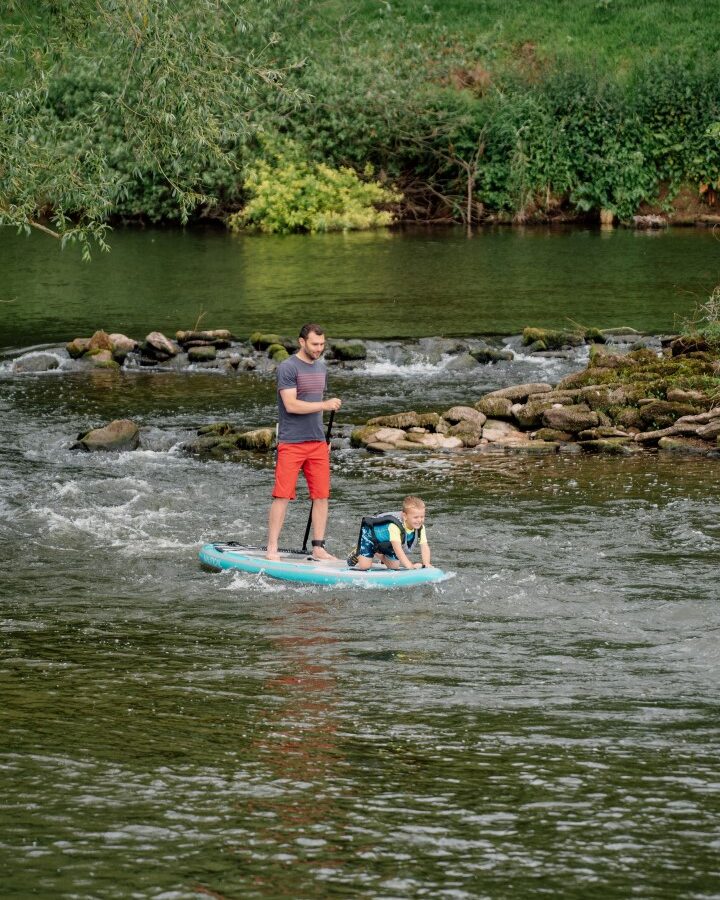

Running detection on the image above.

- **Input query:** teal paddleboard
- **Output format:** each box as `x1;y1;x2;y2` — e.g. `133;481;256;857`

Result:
199;543;452;588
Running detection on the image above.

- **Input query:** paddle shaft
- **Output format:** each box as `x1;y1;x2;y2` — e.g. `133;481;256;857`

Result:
301;410;335;554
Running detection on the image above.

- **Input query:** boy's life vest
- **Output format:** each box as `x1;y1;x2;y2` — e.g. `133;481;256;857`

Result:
359;510;422;556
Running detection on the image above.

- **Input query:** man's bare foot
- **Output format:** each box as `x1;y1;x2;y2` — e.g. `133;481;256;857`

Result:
265;550;281;561
312;547;337;561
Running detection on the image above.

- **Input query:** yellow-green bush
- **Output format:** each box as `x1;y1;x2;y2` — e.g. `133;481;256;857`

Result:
228;157;399;234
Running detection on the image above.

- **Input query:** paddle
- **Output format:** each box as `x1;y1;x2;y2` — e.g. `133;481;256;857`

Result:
301;409;335;555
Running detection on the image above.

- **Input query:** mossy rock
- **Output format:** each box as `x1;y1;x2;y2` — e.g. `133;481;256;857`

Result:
197;422;233;436
469;347;514;364
367;412;421;429
636;400;698;431
331;341;367;361
608;406;644;430
188;345;217;362
584;328;606;344
350;425;381;448
250;332;282;350
522;327;584;350
658;436;714;455
579;439;638;455
475;396;514;419
533;427;574;442
66;337;91;359
447;421;483;447
267;343;290;362
543;405;600;433
234;428;275;451
73;419;140;452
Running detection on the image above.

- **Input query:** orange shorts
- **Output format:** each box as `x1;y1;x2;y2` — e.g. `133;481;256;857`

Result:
272;441;331;500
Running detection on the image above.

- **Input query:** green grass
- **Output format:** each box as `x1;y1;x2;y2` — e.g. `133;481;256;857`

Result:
318;0;717;73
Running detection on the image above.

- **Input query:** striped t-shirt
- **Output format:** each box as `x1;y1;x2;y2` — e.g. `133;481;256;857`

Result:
277;354;328;443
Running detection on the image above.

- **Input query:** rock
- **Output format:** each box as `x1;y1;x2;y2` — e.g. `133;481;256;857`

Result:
366;442;396;453
469;347;514;364
233;428;275;451
350;425;381;447
372;427;407;445
513;397;573;430
367;412;421;429
13;353;60;373
522;328;584;350
666;388;709;406
578;386;612;409
197;422;233;436
87;330;114;352
579;439;638;455
266;343;290;363
330;341;367;361
446;352;483;371
542;404;600;433
176;329;235;347
633;215;667;229
144;331;178;358
250;331;282;350
394;439;426;450
108;333;138;361
475;396;514;418
84;349;120;369
404;433;463;449
697;420;720;441
669;335;711;356
636;401;698;431
72;419;140;452
584;327;607;344
533;427;574;442
577;426;630;440
658;436;713;455
481;382;553;402
591;352;635;369
416;413;442;431
447;421;484;447
443;406;487;426
66;337;91;359
602;327;642;336
482;420;527;443
188;345;217;362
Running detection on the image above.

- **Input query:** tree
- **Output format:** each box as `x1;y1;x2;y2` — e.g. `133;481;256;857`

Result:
0;0;298;256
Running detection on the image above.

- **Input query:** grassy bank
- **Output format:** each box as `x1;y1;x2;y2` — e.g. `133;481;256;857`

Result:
3;0;720;234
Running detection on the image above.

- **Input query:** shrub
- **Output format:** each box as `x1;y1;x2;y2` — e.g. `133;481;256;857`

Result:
228;152;399;233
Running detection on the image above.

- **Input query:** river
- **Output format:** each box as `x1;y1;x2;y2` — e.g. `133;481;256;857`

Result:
1;226;719;898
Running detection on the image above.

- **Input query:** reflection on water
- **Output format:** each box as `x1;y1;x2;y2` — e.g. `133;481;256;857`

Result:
1;225;719;348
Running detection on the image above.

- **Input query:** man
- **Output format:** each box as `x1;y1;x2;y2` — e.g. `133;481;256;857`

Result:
266;323;342;560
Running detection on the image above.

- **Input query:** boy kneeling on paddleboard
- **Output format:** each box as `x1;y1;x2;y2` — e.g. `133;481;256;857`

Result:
348;496;432;571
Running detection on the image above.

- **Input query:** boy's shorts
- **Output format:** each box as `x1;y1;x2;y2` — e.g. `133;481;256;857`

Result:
358;525;397;560
272;441;330;500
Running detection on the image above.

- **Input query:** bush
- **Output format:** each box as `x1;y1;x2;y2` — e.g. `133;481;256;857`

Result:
228;151;399;233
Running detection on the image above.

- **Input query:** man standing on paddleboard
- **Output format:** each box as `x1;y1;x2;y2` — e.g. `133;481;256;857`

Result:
266;323;342;561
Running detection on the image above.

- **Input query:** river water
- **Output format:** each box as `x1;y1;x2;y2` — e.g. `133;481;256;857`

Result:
1;227;719;898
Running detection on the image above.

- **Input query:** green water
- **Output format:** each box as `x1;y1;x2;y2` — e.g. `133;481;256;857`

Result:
1;226;719;898
1;225;719;348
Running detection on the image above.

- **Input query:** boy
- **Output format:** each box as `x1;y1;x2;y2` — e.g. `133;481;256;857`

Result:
349;496;432;571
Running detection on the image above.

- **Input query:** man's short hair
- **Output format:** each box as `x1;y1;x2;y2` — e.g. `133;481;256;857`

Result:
299;323;325;340
403;495;425;511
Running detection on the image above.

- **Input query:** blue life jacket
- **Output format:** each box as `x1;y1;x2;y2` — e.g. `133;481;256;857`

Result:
361;510;422;556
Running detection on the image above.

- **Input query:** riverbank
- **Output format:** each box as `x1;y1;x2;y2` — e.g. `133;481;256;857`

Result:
5;2;720;240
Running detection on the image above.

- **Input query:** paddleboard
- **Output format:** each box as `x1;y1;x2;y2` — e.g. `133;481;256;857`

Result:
199;542;452;588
